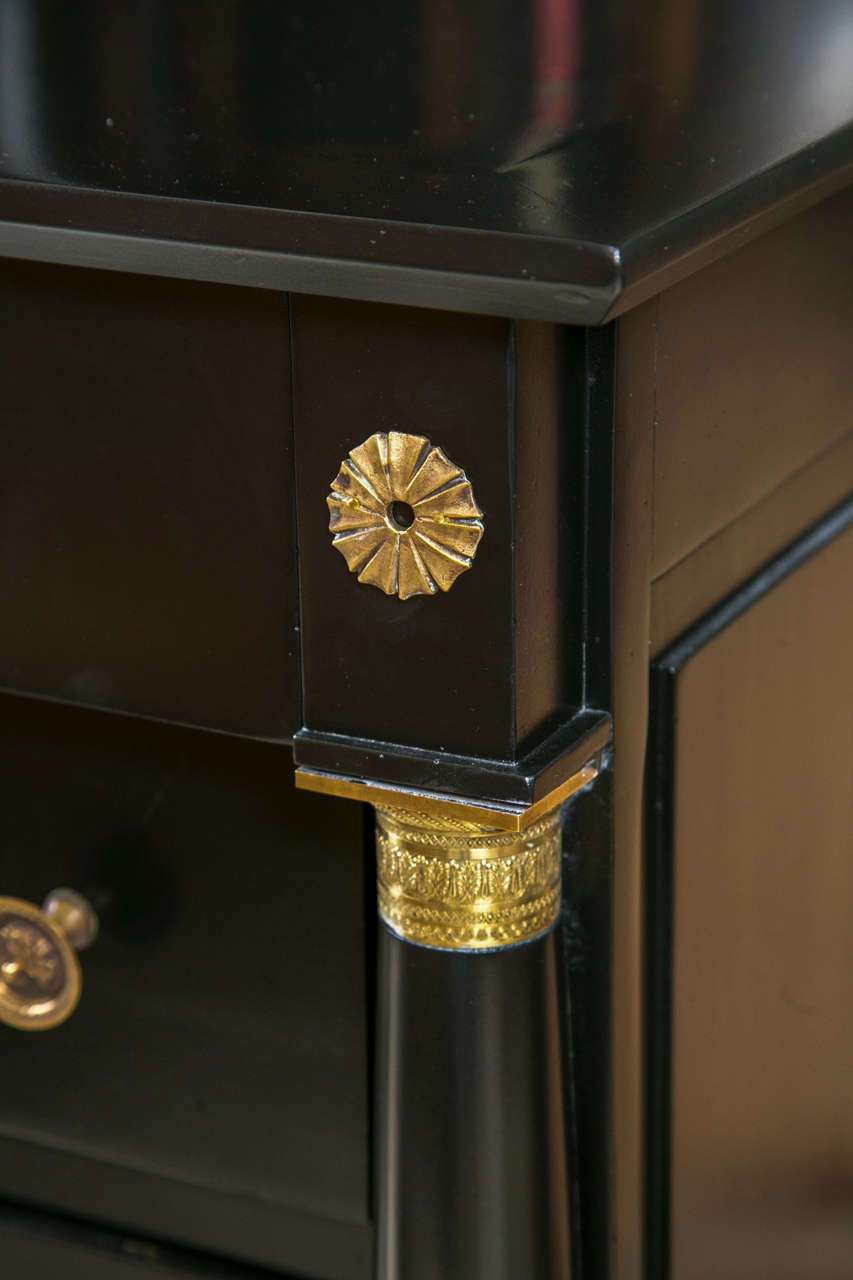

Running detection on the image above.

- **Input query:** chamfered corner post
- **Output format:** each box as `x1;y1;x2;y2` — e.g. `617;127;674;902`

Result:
289;314;616;1278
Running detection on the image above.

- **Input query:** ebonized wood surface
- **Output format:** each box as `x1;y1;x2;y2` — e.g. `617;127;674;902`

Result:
376;927;573;1279
608;190;853;1278
647;503;853;1280
0;1;851;319
0;1200;299;1280
291;301;613;805
0;695;372;1279
0;10;850;1276
0;258;298;737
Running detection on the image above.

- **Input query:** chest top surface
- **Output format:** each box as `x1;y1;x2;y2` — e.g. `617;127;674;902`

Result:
1;0;851;321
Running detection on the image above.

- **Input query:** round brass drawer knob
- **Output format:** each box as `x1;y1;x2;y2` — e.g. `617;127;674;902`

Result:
0;889;98;1031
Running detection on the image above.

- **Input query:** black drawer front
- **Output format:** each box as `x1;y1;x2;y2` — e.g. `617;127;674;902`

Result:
0;259;297;740
0;1200;291;1280
0;694;372;1278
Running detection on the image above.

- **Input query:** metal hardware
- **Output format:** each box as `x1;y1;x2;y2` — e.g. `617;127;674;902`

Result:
297;756;602;948
327;430;484;599
0;889;99;1030
376;806;563;950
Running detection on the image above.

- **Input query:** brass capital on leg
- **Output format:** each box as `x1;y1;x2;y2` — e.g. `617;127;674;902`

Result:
375;806;563;951
297;753;603;951
295;747;601;952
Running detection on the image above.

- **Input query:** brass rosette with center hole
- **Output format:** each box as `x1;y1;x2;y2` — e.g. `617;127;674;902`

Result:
375;806;563;950
327;430;484;600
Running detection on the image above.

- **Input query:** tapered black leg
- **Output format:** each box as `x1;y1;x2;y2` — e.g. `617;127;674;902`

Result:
376;925;573;1280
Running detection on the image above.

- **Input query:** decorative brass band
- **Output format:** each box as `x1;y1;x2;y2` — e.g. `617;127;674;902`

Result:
375;805;563;951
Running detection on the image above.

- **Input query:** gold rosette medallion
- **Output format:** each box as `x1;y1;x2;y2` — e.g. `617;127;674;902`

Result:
327;431;484;600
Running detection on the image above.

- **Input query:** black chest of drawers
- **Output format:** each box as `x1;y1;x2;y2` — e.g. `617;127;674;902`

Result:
1;5;852;1279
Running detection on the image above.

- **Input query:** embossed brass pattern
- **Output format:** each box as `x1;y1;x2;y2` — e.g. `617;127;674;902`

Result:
0;890;98;1031
375;806;563;950
328;431;484;599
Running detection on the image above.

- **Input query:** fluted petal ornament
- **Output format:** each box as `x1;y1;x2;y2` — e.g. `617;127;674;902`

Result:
327;432;484;599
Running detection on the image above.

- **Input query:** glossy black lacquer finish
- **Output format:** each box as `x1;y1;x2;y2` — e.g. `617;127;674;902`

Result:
376;926;573;1280
0;257;297;739
561;759;613;1280
292;303;614;805
1;2;851;319
646;497;853;1280
0;1200;300;1280
293;299;518;761
0;694;371;1280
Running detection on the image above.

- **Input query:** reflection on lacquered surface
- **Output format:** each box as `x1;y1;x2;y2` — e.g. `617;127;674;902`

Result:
668;525;853;1280
1;0;852;242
